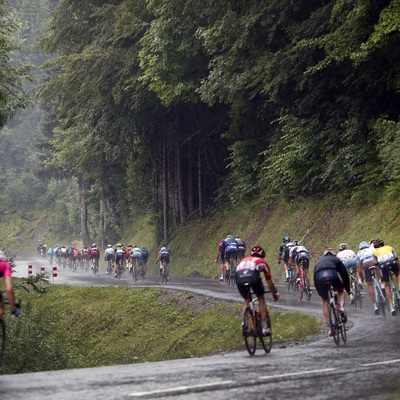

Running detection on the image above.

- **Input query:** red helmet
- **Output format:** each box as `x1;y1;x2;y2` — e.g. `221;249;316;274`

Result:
250;245;265;258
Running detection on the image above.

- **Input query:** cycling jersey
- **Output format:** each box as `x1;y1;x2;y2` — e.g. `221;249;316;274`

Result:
91;248;100;259
337;249;358;270
373;245;399;282
236;256;271;298
0;259;12;279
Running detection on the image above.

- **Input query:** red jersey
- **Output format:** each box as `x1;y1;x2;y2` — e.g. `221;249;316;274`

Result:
236;256;271;279
0;259;12;279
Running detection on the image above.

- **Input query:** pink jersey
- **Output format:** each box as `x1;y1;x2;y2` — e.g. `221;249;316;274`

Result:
0;260;12;279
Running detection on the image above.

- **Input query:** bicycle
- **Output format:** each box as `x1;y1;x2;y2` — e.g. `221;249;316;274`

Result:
295;263;312;302
388;268;400;316
160;260;169;284
286;264;296;292
0;293;21;366
369;265;388;318
242;286;272;355
115;258;123;280
349;266;363;310
325;283;346;346
226;257;236;287
106;258;113;276
129;259;138;282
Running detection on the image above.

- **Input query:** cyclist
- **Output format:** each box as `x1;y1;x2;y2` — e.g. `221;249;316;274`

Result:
130;245;145;277
357;241;380;314
71;247;80;270
337;243;362;305
372;239;400;316
289;240;311;291
221;235;238;278
235;245;279;336
140;246;149;276
215;240;225;281
235;236;246;262
314;248;351;336
278;236;293;282
47;246;54;265
0;250;21;319
104;244;115;274
90;243;100;270
81;246;91;269
155;247;171;277
114;243;125;277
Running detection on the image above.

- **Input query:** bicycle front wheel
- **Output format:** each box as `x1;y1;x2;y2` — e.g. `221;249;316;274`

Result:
329;303;340;346
0;318;5;365
243;308;256;356
340;320;347;343
259;315;272;353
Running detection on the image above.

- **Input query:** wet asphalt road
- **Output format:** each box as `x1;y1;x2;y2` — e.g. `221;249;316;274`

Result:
0;255;399;400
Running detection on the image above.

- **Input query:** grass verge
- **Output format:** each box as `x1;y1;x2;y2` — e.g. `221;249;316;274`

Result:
0;281;322;374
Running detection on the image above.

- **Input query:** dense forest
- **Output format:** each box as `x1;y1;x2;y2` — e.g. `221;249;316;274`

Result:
1;0;399;249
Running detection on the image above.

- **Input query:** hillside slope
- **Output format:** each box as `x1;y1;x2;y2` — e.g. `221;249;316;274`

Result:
125;195;400;284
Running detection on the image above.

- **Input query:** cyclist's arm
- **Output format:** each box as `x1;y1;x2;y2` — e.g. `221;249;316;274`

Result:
337;261;351;294
4;276;17;313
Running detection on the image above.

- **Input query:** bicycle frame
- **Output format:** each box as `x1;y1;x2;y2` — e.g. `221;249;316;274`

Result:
326;284;346;346
350;266;362;309
369;266;387;318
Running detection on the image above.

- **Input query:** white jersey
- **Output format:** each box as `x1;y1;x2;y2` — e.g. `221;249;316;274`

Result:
337;249;358;269
105;248;114;256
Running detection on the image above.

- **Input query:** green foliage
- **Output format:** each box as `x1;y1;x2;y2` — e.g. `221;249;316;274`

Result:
0;282;321;373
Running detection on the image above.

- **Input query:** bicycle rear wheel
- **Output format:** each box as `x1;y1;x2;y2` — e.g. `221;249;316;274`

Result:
375;286;386;318
329;303;340;346
340;320;347;343
297;281;303;300
243;308;256;356
355;283;362;310
259;316;272;353
0;318;5;365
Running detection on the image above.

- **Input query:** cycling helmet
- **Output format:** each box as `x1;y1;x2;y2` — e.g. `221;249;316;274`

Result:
107;244;112;248
374;239;384;248
293;240;299;245
226;235;233;239
283;236;290;242
324;248;337;256
0;250;6;260
83;246;88;249
338;243;347;251
359;241;369;250
250;245;265;258
92;243;96;247
161;247;167;251
117;243;122;247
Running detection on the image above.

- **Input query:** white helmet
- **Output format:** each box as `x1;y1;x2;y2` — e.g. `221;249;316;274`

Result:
107;244;112;248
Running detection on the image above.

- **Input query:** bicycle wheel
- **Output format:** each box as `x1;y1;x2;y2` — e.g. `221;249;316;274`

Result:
375;285;386;318
329;303;340;346
355;282;362;310
259;315;272;353
305;283;312;302
297;281;303;300
0;318;5;365
340;319;347;343
243;308;256;356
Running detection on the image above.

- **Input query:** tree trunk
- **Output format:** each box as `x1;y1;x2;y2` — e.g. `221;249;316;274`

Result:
198;146;203;219
78;175;91;246
162;134;169;243
187;141;194;214
177;141;186;224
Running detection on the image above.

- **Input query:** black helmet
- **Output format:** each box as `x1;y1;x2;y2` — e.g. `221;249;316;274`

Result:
324;248;337;256
373;239;384;248
283;236;290;242
338;243;347;251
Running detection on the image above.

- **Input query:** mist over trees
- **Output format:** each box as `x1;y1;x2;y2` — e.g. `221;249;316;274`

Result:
1;0;400;247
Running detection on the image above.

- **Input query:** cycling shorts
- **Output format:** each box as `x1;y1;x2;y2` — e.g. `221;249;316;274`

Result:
236;270;264;300
379;262;399;283
115;253;125;262
106;253;114;262
296;253;309;270
160;254;170;264
225;249;238;262
131;253;143;263
314;269;344;301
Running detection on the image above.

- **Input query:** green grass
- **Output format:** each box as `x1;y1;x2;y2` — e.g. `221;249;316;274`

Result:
0;283;322;374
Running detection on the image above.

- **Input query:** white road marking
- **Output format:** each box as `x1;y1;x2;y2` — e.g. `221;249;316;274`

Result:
129;380;234;397
362;359;400;367
259;368;336;380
